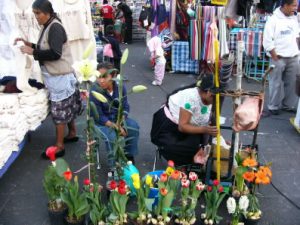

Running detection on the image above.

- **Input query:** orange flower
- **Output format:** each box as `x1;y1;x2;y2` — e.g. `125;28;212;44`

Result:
160;187;168;196
242;157;258;167
255;170;270;184
170;170;181;180
259;166;272;178
243;171;256;182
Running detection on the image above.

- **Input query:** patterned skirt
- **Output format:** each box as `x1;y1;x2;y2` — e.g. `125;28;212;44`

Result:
50;89;83;124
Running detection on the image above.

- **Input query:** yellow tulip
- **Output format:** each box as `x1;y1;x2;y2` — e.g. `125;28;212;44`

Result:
145;175;153;187
165;167;174;176
92;91;108;103
132;85;147;93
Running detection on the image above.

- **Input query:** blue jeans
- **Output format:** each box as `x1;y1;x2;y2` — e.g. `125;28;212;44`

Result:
95;118;139;168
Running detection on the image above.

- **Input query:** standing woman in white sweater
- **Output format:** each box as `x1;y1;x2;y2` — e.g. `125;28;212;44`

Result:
14;0;82;158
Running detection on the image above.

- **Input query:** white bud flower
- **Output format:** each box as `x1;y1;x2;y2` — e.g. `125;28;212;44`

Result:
227;197;237;214
239;195;249;212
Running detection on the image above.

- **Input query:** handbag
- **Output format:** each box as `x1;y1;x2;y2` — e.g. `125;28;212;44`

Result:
103;44;114;58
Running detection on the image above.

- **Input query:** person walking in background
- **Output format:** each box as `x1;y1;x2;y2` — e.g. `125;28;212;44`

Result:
98;25;122;71
147;36;166;86
100;0;115;34
117;1;133;44
263;0;300;116
14;0;82;158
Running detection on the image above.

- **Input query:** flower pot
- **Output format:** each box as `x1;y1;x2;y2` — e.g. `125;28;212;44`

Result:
64;216;84;225
47;203;67;225
244;218;260;225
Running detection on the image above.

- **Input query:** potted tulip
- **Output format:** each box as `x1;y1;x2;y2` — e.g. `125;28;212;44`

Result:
43;146;69;225
60;171;90;225
174;172;205;225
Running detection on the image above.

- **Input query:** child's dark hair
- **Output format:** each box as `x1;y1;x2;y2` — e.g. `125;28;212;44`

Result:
105;25;115;35
97;62;118;76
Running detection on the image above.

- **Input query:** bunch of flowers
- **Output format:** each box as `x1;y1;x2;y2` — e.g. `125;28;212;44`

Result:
107;179;130;224
60;171;90;223
201;179;226;225
226;195;249;225
152;160;181;225
174;172;206;225
83;179;108;225
241;157;272;220
43;146;69;212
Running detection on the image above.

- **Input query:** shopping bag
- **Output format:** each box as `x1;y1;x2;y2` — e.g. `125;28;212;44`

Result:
103;44;114;58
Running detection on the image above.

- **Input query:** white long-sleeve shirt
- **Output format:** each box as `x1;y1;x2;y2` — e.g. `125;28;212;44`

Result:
263;8;299;57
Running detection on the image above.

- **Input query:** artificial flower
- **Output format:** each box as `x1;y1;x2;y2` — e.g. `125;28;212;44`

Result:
213;179;219;186
92;91;108;103
160;173;168;182
72;59;99;83
165;167;175;176
243;171;256;182
189;172;198;181
46;146;57;161
170;170;181;180
226;197;236;214
132;85;147;93
160;188;168;196
242;157;258;167
63;170;72;181
168;160;175;167
181;178;190;188
239;195;249;211
83;178;90;186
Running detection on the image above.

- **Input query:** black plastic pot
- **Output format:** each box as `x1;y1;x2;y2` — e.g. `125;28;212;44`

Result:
48;206;67;225
64;216;84;225
244;218;260;225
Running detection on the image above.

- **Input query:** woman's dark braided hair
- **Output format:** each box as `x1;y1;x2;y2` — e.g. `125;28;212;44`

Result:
32;0;61;22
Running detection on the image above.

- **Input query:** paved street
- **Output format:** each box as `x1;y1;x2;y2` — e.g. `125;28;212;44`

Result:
0;42;299;225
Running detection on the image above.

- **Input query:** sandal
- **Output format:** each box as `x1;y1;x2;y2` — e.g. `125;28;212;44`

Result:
63;136;79;143
41;147;65;160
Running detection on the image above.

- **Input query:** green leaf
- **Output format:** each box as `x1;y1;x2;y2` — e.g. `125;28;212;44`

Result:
89;101;99;121
121;48;129;65
54;158;69;177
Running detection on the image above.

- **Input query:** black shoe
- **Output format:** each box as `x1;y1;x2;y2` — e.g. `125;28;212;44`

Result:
282;107;296;113
262;109;279;118
63;136;79;143
269;109;280;115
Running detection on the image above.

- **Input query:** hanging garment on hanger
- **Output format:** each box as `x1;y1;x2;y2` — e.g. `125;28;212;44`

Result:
218;7;229;57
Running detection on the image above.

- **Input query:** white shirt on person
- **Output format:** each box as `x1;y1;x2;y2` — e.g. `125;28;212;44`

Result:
168;87;211;126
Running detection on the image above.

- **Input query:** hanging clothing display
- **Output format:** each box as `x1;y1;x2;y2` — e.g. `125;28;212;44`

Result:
189;5;228;62
172;41;199;74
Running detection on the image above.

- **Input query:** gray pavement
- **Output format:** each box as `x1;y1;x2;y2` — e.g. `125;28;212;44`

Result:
0;42;299;225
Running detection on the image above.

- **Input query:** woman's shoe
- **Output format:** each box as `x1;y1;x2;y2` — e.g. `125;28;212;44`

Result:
41;148;65;160
63;136;79;143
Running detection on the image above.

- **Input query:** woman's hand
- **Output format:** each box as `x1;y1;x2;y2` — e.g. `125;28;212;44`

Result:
20;46;34;55
119;126;127;137
14;38;31;47
204;126;218;136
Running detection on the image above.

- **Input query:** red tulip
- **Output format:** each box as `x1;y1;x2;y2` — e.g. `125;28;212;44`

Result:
213;179;219;186
160;173;168;182
168;160;175;167
218;186;224;193
171;170;181;180
46;146;58;161
63;170;72;181
83;178;90;186
118;186;127;195
109;180;118;190
207;186;212;192
160;188;168;196
119;179;126;188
